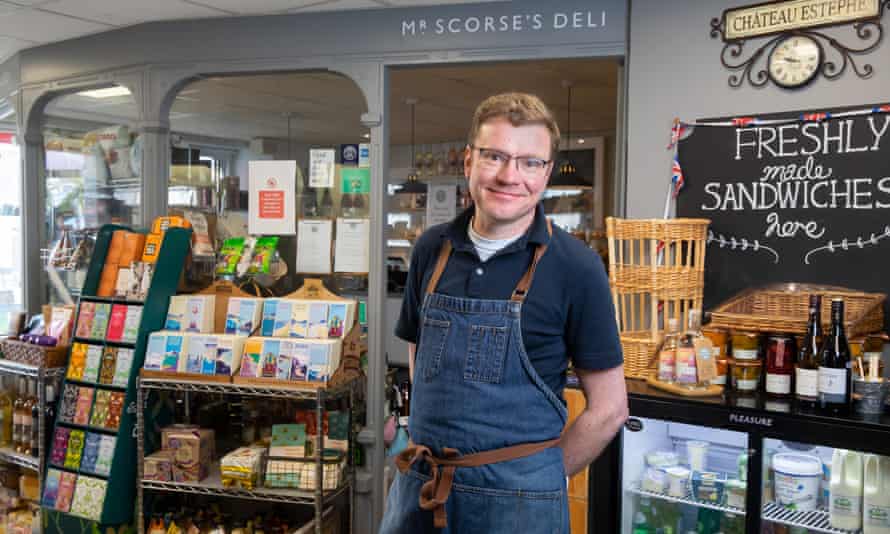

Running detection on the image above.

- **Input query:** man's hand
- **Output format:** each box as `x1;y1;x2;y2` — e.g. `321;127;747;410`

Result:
559;365;628;476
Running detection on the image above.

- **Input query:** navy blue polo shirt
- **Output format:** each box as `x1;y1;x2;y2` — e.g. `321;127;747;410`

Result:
394;204;623;398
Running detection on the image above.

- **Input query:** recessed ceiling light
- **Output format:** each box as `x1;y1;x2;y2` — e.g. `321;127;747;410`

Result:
577;138;586;144
77;86;131;99
362;133;371;139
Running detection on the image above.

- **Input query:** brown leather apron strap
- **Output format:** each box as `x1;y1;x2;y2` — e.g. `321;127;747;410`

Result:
395;438;560;529
510;218;553;303
425;239;453;296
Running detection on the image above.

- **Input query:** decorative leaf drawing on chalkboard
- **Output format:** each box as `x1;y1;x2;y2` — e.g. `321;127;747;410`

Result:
707;231;779;264
804;226;890;265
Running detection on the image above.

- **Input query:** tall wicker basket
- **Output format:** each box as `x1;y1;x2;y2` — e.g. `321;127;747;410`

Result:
606;217;711;379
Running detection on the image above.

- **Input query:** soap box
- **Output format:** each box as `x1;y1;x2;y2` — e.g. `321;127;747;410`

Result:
143;332;167;371
225;297;263;336
269;424;307;458
163;426;215;482
143;450;174;482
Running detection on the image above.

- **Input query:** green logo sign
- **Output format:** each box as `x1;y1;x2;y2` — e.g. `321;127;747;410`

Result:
341;168;370;194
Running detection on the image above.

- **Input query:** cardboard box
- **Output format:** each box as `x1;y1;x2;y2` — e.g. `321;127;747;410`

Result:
119;232;146;266
141;233;163;263
82;345;103;383
162;426;214;482
122;305;142;343
269;424;307;458
143;450;174;482
211;335;246;376
112;348;134;387
89;303;111;340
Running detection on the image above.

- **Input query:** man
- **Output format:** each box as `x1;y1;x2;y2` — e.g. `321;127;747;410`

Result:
380;92;627;533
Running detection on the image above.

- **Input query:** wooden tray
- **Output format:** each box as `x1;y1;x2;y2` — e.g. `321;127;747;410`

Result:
232;375;330;390
140;368;233;383
645;372;724;397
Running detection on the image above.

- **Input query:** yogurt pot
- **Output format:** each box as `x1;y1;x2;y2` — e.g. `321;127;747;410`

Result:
726;479;747;509
641;466;668;493
773;453;822;511
666;466;691;498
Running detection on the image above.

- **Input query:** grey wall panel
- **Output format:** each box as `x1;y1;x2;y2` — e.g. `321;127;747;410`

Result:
626;0;890;219
19;0;626;85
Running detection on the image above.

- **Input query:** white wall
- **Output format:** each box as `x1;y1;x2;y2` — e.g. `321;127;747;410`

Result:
626;0;890;218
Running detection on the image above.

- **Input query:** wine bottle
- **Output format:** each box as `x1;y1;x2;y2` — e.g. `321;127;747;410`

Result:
795;295;822;409
818;298;851;414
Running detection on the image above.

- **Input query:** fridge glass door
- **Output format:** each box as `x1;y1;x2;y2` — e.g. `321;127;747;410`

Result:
622;417;749;534
761;437;874;534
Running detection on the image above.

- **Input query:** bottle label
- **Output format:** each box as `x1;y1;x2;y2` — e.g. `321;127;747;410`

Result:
736;378;758;391
796;368;819;397
675;347;697;384
766;374;791;394
657;350;675;382
832;494;862;517
867;504;890;527
733;349;758;360
818;366;848;397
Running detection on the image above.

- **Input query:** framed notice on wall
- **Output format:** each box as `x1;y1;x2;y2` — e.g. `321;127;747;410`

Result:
248;160;296;235
675;103;890;327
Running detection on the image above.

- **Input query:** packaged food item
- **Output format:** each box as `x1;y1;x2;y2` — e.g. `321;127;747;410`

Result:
59;384;79;423
248;236;280;274
47;306;74;346
90;303;112;340
54;471;77;512
726;479;746;508
64;429;85;470
239;339;263;378
236;237;257;277
73;387;95;426
98;347;118;385
119;231;146;267
151;216;191;235
105;304;127;342
143;450;175;482
122;305;142;343
731;331;761;360
224;297;263;336
69;475;107;521
216;238;245;276
691;471;727;503
67;343;88;381
642;466;668;493
75;302;95;339
141;234;164;264
731;359;763;393
93;436;116;476
80;433;102;474
162;426;214;482
112;348;135;386
702;327;728;358
213;335;246;376
82;345;104;383
144;332;167;371
90;390;112;428
665;466;690;498
162;334;185;372
106;392;125;431
646;450;680;469
220;446;265;489
50;427;71;466
774;452;822;512
183;210;213;257
269;424;307;458
42;469;62;508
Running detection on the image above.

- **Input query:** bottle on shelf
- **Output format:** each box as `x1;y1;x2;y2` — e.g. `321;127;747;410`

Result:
864;454;890;534
796;295;823;409
819;298;852;414
830;448;863;530
12;378;23;452
0;376;11;447
30;382;41;457
677;310;711;387
765;334;796;398
657;318;680;383
43;385;56;455
20;380;34;455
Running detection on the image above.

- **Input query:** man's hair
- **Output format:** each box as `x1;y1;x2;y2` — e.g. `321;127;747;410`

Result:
467;92;561;158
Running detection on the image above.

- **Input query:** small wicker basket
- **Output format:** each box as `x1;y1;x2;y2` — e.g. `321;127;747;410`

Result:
606;217;711;379
0;339;68;369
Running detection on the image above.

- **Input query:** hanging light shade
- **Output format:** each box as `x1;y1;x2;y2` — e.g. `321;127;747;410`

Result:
397;97;428;194
550;81;592;189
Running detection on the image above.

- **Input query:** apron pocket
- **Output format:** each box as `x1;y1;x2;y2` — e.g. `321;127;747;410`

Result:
450;485;565;534
417;318;450;381
464;324;509;383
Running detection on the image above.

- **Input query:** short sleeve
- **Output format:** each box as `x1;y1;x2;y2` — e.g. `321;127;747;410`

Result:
394;240;428;344
565;256;623;370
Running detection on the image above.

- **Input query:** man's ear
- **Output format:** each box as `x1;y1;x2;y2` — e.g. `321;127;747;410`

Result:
463;144;472;179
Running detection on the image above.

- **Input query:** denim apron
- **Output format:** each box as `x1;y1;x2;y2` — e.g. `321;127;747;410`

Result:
380;220;569;534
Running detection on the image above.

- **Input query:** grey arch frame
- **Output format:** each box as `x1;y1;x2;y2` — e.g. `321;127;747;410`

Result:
10;1;628;531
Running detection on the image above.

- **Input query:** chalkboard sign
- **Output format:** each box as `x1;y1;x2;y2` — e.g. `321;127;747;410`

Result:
676;103;890;328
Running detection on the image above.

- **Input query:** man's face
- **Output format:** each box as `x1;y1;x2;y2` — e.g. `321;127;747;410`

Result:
464;117;552;231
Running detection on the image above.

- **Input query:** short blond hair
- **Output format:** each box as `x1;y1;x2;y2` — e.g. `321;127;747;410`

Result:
468;92;560;158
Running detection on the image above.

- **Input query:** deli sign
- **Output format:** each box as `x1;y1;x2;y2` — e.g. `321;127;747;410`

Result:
722;0;881;41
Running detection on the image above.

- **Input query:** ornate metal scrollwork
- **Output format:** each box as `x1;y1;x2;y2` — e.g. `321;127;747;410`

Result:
711;0;890;88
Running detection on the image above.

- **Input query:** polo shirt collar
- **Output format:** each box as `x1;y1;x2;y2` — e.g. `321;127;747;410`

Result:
443;203;550;254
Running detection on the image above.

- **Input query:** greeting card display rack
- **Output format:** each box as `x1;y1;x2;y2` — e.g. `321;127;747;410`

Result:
42;223;192;530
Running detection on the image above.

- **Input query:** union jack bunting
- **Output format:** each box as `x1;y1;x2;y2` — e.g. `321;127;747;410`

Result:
731;117;758;127
667;121;689;150
872;104;890;113
671;156;684;198
801;112;831;122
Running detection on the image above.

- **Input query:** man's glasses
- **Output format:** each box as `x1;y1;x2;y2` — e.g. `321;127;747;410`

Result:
470;146;551;176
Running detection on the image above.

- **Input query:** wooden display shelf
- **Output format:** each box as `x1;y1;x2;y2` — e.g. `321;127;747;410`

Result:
645;372;724;397
231;375;330;390
139;369;233;384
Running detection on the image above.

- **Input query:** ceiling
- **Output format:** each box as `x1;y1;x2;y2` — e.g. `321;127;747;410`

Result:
0;0;504;64
44;58;620;146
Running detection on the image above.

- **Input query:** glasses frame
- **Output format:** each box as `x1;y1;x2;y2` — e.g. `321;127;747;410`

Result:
469;145;552;176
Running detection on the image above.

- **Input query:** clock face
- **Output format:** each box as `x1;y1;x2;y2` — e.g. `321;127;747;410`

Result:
768;35;822;88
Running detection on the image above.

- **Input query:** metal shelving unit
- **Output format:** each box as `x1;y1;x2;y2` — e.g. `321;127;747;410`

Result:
626;481;745;516
136;375;357;534
761;502;860;534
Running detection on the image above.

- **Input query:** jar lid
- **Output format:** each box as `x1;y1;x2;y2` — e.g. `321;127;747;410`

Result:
731;331;760;338
664;466;690;477
772;453;822;476
767;334;795;341
729;358;763;367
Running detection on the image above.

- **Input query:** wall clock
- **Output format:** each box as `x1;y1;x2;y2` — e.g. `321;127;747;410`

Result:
767;34;822;89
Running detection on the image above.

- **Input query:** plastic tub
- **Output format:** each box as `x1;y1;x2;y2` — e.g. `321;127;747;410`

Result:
773;453;822;511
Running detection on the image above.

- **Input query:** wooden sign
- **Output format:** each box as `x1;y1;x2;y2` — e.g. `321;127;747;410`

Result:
722;0;881;41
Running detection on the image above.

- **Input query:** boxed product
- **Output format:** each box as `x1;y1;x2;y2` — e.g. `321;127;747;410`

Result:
166;295;215;333
105;304;127;342
98;347;117;385
273;300;294;337
67;343;87;381
89;303;111;340
59;384;79;423
69;475;107;521
73;387;95;426
220;446;265;490
119;231;146;267
141;233;163;264
224;297;263;336
162;426;215;482
50;427;71;466
326;411;350;453
238;338;264;378
112;348;134;386
47;305;75;346
82;345;103;383
307;339;343;383
64;429;85;470
93;436;116;477
269;424;307;458
692;471;727;504
74;302;95;339
42;469;62;509
97;230;126;297
181;334;206;374
122;305;142;343
162;333;185;372
106;391;125;431
260;338;280;378
152;216;191;235
307;302;329;339
90;390;112;428
54;472;77;512
143;332;167;371
216;237;245;276
80;433;102;474
260;299;280;337
143;450;174;482
208;334;246;376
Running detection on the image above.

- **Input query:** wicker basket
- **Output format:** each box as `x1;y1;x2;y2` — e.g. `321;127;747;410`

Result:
709;284;885;338
606;217;711;379
0;339;68;368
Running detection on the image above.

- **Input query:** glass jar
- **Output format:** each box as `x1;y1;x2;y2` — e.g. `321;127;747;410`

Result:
731;358;763;394
765;334;797;397
712;358;729;386
731;332;761;360
702;328;729;359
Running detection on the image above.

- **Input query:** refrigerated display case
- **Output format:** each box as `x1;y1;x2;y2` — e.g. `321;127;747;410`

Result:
602;380;890;534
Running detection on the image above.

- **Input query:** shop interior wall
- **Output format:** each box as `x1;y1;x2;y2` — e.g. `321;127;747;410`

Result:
626;0;890;219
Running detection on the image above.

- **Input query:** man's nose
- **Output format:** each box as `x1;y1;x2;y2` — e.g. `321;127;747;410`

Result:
495;160;522;183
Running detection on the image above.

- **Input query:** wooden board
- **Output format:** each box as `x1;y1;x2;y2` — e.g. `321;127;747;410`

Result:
232;375;329;390
140;368;233;383
645;373;724;397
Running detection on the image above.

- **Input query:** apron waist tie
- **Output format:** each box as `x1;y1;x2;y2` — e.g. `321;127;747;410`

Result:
395;438;561;529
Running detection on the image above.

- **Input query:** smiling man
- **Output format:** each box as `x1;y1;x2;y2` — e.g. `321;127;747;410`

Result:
379;92;627;533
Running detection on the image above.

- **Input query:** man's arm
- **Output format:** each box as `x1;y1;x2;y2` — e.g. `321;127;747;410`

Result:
408;343;416;383
559;365;628;476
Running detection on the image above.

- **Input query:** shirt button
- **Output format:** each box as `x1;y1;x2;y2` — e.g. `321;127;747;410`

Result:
475;267;484;276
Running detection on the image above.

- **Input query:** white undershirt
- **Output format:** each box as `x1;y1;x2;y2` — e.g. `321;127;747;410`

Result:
467;217;523;262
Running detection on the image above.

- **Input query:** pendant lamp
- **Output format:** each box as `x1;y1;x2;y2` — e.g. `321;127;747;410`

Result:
550;81;593;189
397;97;428;194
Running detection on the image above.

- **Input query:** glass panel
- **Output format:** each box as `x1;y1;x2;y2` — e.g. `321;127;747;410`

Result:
621;417;748;533
0;139;22;333
760;438;872;533
43;84;141;303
